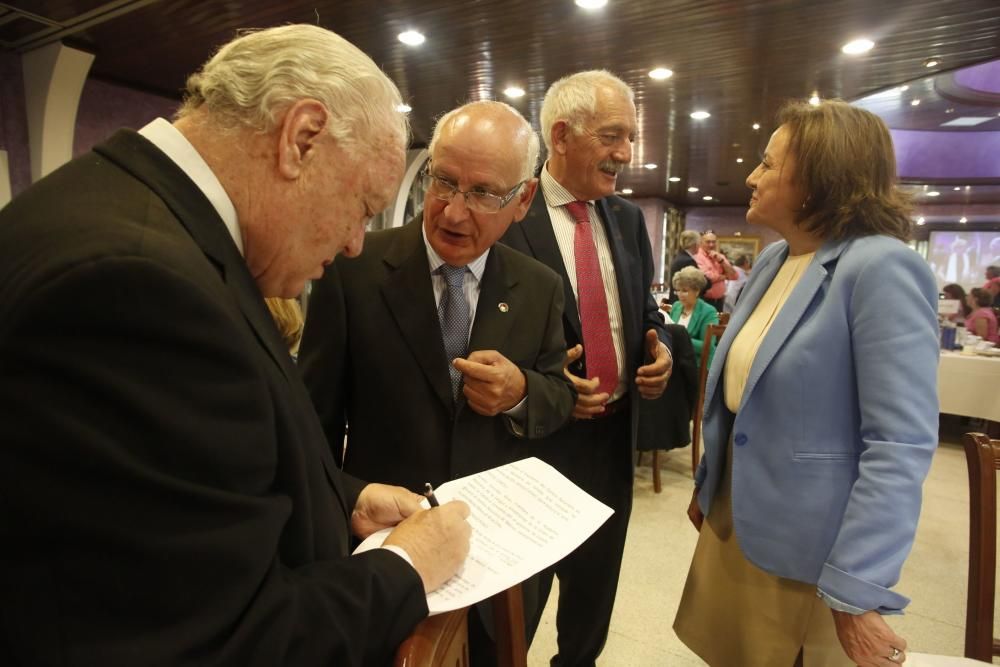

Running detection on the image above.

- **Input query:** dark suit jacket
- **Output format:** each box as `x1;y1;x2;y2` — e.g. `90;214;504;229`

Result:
669;249;698;280
499;187;670;459
298;220;575;490
637;324;698;451
0;131;424;666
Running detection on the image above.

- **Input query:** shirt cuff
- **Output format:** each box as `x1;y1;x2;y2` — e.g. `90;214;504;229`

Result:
816;587;867;615
380;544;416;570
503;395;528;436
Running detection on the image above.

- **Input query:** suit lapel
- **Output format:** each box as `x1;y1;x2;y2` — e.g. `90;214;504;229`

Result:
95;131;296;384
520;193;582;342
468;248;516;353
380;222;455;412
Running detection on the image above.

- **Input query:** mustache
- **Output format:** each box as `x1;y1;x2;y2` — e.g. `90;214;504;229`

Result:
598;160;626;174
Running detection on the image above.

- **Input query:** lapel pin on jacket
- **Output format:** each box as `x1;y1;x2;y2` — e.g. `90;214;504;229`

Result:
498;302;509;313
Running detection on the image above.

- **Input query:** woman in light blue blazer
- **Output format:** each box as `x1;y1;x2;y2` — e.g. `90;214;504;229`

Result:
669;265;719;369
674;100;938;667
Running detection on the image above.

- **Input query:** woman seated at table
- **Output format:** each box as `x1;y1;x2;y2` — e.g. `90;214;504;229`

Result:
941;283;971;324
966;287;999;343
669;266;719;368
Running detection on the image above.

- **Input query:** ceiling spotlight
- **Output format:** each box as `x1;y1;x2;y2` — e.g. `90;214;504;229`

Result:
649;68;673;80
953;186;961;191
575;0;608;8
959;216;968;223
503;86;525;99
842;38;875;55
668;176;681;182
809;94;821;106
923;57;940;68
397;30;425;46
911;99;921;106
396;104;412;113
966;185;972;190
643;163;658;170
690;110;711;120
752;123;760;130
702;195;713;201
916;217;926;225
687;186;699;193
736;158;744;164
926;191;940;197
946;108;955;114
621;188;633;195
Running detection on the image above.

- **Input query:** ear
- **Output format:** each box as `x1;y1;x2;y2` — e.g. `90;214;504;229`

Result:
276;99;330;180
550;121;571;156
510;178;539;222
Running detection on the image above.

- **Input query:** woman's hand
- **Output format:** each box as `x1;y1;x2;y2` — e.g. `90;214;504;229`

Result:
687;487;703;531
831;609;907;666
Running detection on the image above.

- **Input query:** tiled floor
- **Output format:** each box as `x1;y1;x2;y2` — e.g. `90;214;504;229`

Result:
528;418;996;665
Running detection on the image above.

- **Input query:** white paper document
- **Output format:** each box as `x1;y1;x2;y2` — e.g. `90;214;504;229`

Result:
353;456;613;614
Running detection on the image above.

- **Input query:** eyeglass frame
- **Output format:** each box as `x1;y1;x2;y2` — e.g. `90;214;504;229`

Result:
421;167;527;214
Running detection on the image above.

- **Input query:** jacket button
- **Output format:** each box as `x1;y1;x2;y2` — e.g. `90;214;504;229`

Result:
734;433;748;447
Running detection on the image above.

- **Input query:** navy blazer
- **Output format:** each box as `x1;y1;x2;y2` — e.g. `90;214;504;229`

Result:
695;235;939;613
500;188;670;453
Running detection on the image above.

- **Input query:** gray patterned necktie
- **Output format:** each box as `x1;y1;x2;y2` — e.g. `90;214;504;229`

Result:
437;264;470;401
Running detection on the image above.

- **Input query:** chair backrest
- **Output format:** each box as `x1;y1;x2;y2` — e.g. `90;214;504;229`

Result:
690;321;727;477
393;583;527;667
963;431;1000;661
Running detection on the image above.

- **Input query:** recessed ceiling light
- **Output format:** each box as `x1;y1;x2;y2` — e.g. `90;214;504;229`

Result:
397;30;425;46
687;186;699;193
945;108;955;114
396;103;412;113
643;163;658;169
752;123;760;130
503;86;525;99
621;188;633;195
959;217;968;223
842;38;875;55
911;99;921;106
668;176;681;182
649;68;673;80
953;186;961;191
575;0;607;8
809;94;820;106
916;217;926;225
736;158;744;163
690;110;711;120
966;185;972;190
926;191;940;197
924;57;940;68
702;195;713;201
899;85;909;92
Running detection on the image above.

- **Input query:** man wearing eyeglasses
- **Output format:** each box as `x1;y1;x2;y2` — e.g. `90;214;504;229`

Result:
299;100;575;664
500;70;672;667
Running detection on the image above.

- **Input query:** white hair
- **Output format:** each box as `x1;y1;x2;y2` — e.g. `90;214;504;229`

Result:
428;100;540;182
679;230;701;250
539;70;634;154
177;24;408;153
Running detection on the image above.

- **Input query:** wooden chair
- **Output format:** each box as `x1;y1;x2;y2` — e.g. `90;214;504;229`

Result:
394;583;527;667
690;320;726;478
963;431;1000;661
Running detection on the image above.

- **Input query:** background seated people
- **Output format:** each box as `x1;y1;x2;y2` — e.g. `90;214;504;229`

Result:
941;283;971;325
670;265;719;368
966;287;999;343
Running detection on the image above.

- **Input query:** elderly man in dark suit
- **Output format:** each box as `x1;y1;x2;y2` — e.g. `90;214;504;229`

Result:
0;25;470;667
500;70;672;666
299;100;575;663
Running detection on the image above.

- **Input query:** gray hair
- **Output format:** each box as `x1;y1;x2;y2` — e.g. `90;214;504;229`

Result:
540;70;635;154
177;24;408;153
672;266;707;292
679;230;701;250
429;100;540;182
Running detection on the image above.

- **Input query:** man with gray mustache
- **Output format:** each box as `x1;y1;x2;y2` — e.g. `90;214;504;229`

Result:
501;69;672;666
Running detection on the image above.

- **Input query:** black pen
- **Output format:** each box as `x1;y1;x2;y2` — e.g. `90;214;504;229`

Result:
423;482;440;507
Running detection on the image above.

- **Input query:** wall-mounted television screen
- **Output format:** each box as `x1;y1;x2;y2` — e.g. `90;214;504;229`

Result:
927;230;1000;292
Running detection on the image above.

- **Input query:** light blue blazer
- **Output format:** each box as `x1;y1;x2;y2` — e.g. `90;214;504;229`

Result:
695;235;939;613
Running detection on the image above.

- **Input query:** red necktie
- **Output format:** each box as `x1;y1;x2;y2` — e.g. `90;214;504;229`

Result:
566;201;619;397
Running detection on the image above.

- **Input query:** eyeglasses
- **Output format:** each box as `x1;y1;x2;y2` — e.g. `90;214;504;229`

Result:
421;170;526;214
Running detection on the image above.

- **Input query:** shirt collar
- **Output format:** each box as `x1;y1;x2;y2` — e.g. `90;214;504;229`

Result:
541;162;593;208
420;222;489;283
138;118;243;256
